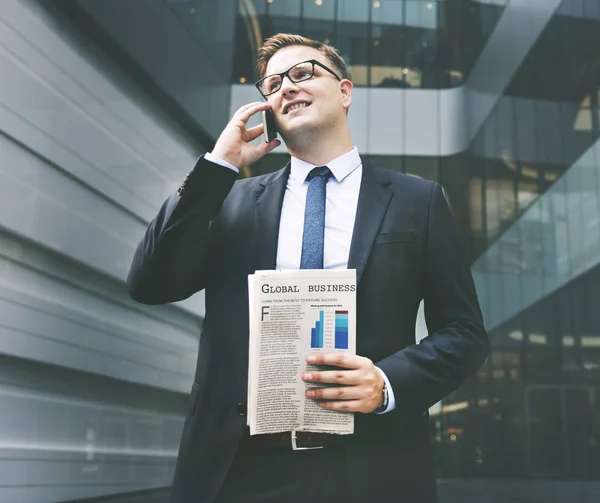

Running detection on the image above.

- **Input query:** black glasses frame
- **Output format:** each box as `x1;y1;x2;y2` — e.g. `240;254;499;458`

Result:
255;59;342;98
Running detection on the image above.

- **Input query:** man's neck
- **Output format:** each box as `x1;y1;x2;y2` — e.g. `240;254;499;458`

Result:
285;127;354;167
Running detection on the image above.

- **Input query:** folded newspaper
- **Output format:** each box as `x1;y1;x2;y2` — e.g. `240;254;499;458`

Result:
247;269;357;436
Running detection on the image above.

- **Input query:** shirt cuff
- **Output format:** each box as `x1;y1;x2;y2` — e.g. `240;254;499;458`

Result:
374;367;396;414
204;152;239;173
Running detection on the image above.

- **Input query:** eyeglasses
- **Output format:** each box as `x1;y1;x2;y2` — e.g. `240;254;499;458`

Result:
255;59;342;97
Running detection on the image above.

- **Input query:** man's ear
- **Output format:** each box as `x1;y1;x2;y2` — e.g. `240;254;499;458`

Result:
340;79;353;111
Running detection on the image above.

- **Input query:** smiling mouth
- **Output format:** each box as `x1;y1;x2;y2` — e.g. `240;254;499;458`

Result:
284;102;311;114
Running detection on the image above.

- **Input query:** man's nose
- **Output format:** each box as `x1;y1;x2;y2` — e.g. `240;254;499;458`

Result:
279;75;300;96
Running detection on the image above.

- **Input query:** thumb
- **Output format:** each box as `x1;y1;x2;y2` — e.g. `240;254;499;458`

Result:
268;139;281;151
258;139;281;156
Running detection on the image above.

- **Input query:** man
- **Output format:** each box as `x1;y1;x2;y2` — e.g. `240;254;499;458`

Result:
127;34;488;503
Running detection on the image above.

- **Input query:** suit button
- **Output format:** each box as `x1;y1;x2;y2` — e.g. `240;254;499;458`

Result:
236;403;246;416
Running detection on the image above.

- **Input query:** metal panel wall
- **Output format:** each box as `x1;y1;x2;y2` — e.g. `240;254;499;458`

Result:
0;0;208;501
73;0;237;142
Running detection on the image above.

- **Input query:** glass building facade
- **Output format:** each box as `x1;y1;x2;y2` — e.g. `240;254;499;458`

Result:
0;0;599;501
226;0;508;88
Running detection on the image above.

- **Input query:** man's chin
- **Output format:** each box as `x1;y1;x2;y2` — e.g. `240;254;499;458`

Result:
281;117;315;137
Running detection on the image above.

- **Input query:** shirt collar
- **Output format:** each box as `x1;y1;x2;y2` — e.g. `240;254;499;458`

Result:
289;147;361;185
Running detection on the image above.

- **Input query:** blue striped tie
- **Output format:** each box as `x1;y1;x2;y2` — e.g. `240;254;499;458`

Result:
300;167;332;269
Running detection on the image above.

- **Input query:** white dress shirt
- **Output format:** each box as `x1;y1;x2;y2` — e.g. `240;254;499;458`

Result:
204;149;396;413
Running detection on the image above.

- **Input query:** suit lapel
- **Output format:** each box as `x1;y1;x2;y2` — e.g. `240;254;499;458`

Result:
348;159;392;285
252;158;391;280
253;163;290;271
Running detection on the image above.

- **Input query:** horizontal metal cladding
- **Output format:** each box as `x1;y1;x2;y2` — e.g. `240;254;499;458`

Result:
0;380;181;503
0;0;206;316
0;229;199;392
1;2;205;499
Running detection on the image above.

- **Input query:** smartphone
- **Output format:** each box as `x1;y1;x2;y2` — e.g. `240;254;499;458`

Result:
262;109;279;143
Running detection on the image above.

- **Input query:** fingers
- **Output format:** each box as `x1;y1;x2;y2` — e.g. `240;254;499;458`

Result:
303;354;384;413
212;102;280;167
305;382;381;413
233;101;265;117
302;369;361;385
303;370;378;399
254;138;281;157
245;124;265;142
306;384;361;400
306;353;366;370
233;101;272;126
316;399;363;412
266;138;281;151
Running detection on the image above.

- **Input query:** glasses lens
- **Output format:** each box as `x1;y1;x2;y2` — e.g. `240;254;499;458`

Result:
260;75;282;95
289;62;314;83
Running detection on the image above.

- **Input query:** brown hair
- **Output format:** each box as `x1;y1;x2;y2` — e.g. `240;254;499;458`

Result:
256;34;349;80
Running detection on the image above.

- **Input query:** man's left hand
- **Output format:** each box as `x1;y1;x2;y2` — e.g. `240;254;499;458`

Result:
302;354;384;413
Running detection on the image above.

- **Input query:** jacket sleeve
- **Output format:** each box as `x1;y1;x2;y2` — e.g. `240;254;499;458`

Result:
126;156;238;305
376;182;489;421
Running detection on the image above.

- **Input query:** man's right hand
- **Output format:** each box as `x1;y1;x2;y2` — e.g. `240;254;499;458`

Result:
211;102;281;169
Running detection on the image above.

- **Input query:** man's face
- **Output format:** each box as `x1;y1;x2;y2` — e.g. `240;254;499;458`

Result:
264;46;351;137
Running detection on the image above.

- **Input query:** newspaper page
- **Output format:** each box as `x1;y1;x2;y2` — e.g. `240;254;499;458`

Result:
247;269;356;436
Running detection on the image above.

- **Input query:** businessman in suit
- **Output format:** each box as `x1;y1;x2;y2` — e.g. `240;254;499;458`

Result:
127;33;489;503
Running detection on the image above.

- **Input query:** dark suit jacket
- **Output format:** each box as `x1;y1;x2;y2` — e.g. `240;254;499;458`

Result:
127;156;489;503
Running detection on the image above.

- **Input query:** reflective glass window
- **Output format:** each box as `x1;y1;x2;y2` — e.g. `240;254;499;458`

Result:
266;0;302;34
302;0;336;49
303;0;335;21
337;0;370;23
337;0;370;85
405;1;437;30
371;0;404;26
485;175;517;243
233;0;508;88
370;1;406;87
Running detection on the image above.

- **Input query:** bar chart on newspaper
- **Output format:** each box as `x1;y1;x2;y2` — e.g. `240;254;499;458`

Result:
310;310;349;350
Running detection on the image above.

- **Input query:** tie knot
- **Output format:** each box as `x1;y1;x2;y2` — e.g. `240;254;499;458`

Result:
306;166;332;182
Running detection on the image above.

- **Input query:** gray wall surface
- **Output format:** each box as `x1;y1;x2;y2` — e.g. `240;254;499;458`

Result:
73;0;236;142
0;0;209;501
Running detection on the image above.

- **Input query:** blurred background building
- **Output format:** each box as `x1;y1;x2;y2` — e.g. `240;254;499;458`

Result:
0;0;599;502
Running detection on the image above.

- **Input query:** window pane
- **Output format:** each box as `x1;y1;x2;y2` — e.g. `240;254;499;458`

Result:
405;1;437;30
303;0;335;21
337;0;370;85
404;24;437;88
370;1;405;87
267;0;301;34
268;0;301;17
485;175;517;243
338;0;370;23
371;0;404;26
302;0;336;46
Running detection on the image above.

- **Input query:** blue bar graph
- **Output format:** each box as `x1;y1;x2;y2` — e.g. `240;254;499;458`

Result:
311;310;324;348
335;311;348;349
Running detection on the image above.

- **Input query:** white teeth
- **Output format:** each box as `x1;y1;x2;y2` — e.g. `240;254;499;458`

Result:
286;102;309;113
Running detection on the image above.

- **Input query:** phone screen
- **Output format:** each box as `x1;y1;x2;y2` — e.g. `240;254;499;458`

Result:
262;110;279;143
